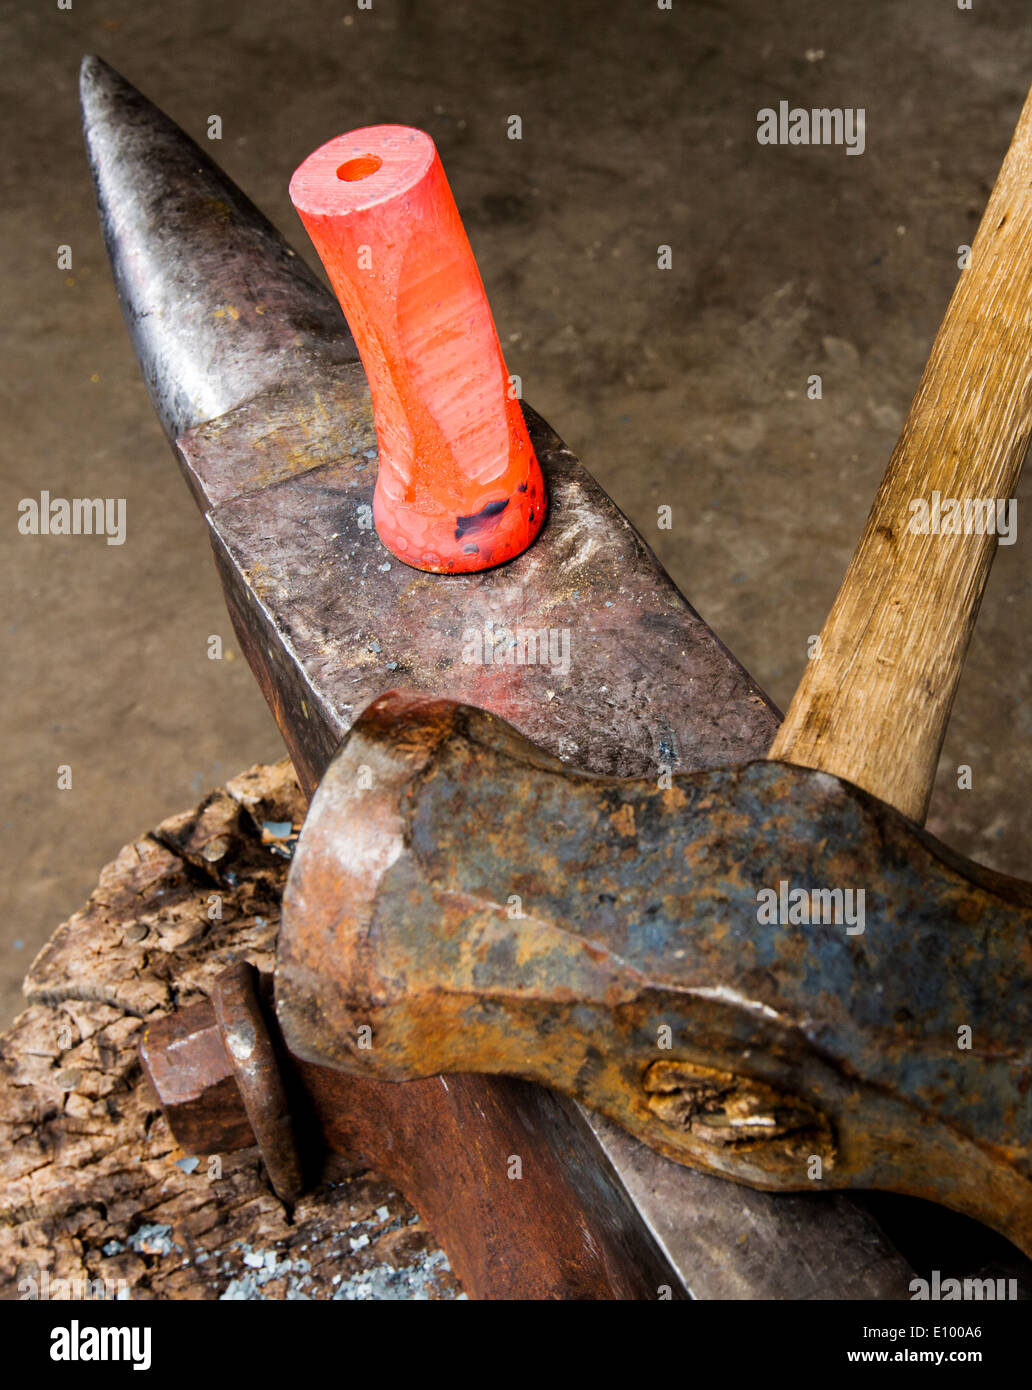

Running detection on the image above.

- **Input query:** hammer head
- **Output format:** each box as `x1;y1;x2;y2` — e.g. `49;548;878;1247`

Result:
278;692;1032;1254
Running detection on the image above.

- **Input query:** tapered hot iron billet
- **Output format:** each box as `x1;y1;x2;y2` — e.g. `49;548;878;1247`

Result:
291;127;547;572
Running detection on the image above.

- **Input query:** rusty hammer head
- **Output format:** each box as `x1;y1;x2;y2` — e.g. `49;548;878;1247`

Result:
277;692;1032;1255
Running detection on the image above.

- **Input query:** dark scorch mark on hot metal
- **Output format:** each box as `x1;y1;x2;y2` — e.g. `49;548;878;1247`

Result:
455;497;509;540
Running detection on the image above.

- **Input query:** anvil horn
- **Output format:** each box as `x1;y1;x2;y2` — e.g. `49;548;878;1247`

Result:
80;53;358;442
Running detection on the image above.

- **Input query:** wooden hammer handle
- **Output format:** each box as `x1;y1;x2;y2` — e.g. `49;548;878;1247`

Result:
769;85;1032;822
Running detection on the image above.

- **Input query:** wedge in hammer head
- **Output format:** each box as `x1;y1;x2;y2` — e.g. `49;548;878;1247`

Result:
85;56;915;1298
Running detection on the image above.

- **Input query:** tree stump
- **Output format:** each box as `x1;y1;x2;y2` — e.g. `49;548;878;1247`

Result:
0;760;461;1301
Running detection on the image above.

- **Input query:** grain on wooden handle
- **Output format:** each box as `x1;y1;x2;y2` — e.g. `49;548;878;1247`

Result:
769;85;1032;823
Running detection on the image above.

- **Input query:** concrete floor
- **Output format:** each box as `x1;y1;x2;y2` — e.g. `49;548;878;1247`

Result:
3;0;1032;1027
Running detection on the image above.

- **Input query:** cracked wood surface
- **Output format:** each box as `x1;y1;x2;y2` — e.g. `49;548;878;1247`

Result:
0;760;460;1301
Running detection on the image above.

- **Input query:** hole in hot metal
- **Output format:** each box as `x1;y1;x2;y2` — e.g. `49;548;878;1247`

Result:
337;155;383;181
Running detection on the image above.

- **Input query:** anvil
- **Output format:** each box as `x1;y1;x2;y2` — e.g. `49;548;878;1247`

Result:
83;56;1031;1299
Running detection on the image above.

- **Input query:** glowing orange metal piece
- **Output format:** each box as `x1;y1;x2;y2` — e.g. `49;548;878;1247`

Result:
290;126;546;572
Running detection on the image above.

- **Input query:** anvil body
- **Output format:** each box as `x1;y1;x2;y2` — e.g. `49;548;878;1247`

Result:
83;56;1029;1299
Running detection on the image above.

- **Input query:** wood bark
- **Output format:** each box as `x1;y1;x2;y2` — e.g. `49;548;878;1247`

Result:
0;760;460;1301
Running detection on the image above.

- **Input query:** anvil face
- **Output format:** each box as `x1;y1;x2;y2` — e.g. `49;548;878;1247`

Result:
83;55;924;1298
181;387;781;794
